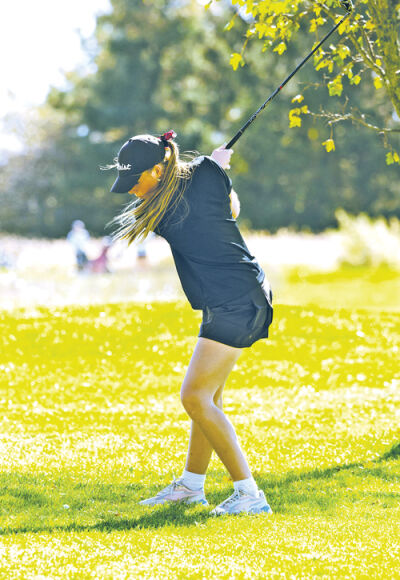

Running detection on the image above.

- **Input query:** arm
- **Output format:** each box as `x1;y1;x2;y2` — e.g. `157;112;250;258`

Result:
230;189;240;219
209;147;239;216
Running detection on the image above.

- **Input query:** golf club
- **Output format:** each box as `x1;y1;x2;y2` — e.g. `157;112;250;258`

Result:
225;0;354;149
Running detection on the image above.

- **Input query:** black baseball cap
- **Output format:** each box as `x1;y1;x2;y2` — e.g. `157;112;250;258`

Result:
111;134;166;194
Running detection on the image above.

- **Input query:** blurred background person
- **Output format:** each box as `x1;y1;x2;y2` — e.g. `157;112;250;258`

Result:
67;220;90;272
86;236;112;274
136;241;148;267
0;246;13;269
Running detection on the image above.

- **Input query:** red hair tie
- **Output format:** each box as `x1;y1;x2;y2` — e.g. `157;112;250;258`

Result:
160;130;176;144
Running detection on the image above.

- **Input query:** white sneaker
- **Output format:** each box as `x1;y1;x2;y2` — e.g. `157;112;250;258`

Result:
139;478;208;506
211;488;272;515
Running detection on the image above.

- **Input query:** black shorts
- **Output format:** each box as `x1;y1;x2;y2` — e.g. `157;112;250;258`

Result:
198;280;273;349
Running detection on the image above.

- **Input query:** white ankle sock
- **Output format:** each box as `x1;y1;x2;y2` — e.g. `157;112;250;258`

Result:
234;476;259;497
180;469;206;491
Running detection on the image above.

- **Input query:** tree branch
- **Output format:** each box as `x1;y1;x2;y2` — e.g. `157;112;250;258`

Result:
309;107;400;133
311;0;386;78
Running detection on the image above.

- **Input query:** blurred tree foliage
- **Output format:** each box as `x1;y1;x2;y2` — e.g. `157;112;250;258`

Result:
0;0;399;237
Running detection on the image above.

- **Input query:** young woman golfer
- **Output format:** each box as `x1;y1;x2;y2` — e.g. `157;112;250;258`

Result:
109;131;273;515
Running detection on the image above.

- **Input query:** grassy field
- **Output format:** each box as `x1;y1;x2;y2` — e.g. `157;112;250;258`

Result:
1;268;400;579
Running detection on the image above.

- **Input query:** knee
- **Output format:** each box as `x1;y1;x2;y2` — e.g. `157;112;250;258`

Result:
180;386;209;420
213;393;223;409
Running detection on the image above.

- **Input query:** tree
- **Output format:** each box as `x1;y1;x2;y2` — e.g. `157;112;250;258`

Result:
226;0;400;164
3;0;271;236
1;0;399;236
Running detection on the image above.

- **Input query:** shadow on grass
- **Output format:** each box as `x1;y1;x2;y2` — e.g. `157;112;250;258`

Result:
378;441;400;461
1;443;399;535
0;503;213;536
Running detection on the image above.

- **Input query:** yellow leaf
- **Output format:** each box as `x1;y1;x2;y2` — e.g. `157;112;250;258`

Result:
289;109;302;128
374;76;384;89
290;116;301;128
291;94;304;103
376;58;382;67
225;17;236;31
301;105;309;114
316;59;328;71
309;17;325;33
338;19;350;35
328;76;343;97
387;151;400;165
255;22;269;39
273;42;287;55
337;44;351;60
322;139;335;152
230;53;244;71
386;152;394;165
350;74;361;85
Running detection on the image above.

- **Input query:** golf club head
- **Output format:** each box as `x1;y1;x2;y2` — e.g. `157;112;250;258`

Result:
340;0;353;12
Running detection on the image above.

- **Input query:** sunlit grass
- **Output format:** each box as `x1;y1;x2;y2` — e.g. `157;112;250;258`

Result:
1;272;400;578
280;265;400;311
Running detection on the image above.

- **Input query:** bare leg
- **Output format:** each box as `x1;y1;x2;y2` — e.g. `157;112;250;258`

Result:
181;337;251;482
184;384;224;474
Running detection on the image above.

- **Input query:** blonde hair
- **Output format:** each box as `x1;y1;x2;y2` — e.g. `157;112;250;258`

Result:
109;139;195;245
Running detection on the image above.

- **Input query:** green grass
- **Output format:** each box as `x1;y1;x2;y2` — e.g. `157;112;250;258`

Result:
0;269;400;578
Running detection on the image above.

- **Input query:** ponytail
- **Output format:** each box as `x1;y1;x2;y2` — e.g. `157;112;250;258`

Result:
110;139;195;245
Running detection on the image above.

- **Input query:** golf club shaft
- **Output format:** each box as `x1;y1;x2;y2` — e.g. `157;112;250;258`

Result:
226;10;352;150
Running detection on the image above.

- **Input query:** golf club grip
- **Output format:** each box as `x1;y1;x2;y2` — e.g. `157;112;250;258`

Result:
225;10;351;150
